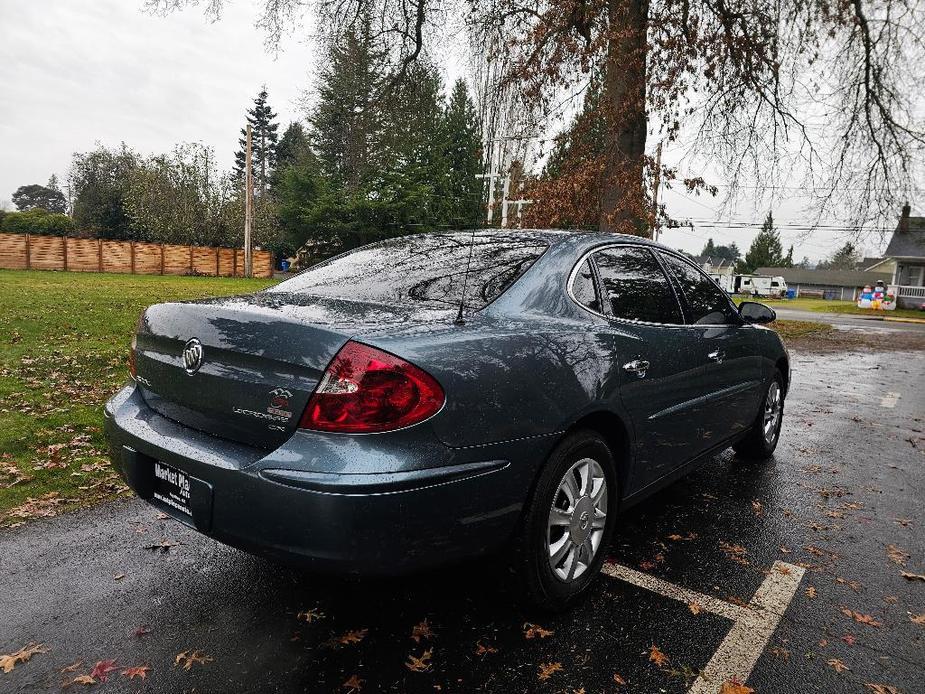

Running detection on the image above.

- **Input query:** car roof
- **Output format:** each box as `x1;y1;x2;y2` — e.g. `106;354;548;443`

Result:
414;228;664;254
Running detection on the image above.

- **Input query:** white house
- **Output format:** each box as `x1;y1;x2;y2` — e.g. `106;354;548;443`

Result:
884;204;925;309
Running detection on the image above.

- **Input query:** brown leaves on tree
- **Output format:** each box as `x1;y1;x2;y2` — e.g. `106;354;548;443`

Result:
523;623;554;639
121;665;150;680
404;648;433;673
410;618;434;643
648;644;669;667
174;650;213;670
0;643;48;673
840;607;883;627
537;661;563;681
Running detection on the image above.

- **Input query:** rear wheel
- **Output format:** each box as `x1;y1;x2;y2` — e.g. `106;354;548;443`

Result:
516;430;617;611
734;370;784;459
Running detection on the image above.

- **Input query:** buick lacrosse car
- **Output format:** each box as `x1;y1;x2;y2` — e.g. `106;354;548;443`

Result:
105;230;787;608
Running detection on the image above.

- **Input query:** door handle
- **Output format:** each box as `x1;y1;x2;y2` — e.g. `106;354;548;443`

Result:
708;350;726;363
623;359;650;377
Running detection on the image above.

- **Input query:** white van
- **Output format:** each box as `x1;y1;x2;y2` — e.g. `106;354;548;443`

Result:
736;275;788;298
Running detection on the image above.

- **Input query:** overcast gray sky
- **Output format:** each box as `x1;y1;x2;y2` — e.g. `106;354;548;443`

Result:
1;0;899;261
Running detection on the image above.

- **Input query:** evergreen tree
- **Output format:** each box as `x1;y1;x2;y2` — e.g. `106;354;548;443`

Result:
439;79;483;228
311;20;385;190
701;238;717;256
234;87;280;194
275;122;311;171
818;242;862;270
738;212;786;273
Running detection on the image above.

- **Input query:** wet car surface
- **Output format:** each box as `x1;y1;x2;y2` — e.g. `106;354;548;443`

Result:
3;348;923;693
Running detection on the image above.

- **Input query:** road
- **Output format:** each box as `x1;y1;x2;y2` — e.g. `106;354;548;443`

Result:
2;349;924;693
773;306;925;334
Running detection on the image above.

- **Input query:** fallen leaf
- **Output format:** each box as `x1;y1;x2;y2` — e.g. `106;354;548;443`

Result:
894;518;912;528
133;625;151;637
475;641;498;656
776;564;792;575
910;613;925;625
122;665;150;680
338;629;368;645
805;586;817;599
61;660;83;673
523;623;554;639
688;601;702;615
841;634;856;645
68;674;97;686
537;662;563;681
143;539;178;552
770;646;790;661
818;639;829;647
779;545;792;554
648;644;668;667
900;571;925;581
828;658;850;673
405;648;433;672
90;660;117;682
751;499;763;516
0;643;48;673
720;680;755;694
719;541;749;566
174;650;213;670
840;607;883;627
411;618;434;643
886;544;910;567
297;607;325;623
113;573;125;581
865;685;902;694
613;673;627;685
342;674;364;692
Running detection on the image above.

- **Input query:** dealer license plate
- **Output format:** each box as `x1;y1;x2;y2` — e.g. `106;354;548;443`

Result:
152;461;192;517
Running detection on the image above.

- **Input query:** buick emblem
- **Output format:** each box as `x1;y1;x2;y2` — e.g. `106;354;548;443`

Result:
182;338;203;375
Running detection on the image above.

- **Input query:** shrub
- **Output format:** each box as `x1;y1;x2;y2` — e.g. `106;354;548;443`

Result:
0;208;75;236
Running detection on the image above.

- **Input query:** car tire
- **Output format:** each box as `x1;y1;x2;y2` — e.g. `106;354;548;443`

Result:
734;369;785;459
515;430;618;611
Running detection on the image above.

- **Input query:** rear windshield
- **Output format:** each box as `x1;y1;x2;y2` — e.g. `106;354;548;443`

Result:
270;233;548;310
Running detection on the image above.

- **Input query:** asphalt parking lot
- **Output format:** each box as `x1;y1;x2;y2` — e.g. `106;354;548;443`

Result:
2;348;923;693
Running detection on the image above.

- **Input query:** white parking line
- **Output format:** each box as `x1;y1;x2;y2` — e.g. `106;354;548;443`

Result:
602;560;805;693
880;391;900;408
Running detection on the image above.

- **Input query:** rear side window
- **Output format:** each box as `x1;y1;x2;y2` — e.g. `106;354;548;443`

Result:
593;247;682;324
571;259;601;312
271;233;548;310
659;253;739;325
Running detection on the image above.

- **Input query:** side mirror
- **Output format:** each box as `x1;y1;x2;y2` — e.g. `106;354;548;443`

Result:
739;301;776;324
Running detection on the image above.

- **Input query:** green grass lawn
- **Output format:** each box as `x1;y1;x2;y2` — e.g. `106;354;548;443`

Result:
0;270;276;526
738;296;925;320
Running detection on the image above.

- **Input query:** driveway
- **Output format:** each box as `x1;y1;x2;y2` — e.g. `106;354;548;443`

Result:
2;349;924;693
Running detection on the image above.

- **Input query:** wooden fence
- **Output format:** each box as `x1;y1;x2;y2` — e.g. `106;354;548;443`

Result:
0;233;274;278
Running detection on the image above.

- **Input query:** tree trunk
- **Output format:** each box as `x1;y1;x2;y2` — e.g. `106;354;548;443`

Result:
599;0;649;236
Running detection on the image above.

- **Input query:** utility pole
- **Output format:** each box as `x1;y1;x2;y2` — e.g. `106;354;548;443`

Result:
244;124;254;278
650;141;663;242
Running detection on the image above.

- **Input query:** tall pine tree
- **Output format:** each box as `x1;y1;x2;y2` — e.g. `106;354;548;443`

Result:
234;87;279;194
739;212;787;273
439;79;482;228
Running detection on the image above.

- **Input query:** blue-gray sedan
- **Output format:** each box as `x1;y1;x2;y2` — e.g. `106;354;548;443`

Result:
105;230;788;609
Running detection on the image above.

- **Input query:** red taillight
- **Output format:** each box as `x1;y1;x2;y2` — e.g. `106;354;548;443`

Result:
300;341;444;433
129;334;137;378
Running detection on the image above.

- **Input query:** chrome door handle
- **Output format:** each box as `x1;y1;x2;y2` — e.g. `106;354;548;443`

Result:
708;350;725;363
623;359;650;377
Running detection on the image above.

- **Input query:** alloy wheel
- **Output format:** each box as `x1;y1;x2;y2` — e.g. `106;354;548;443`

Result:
547;457;608;582
763;381;782;444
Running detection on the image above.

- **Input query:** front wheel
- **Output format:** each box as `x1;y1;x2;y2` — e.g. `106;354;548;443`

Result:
734;370;784;459
515;430;617;611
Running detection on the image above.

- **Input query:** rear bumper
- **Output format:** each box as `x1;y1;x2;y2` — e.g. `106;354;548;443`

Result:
104;384;545;574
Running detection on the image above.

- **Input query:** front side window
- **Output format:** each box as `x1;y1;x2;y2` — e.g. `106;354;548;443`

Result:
271;233;548;310
592;247;682;324
659;252;739;325
571;258;600;312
